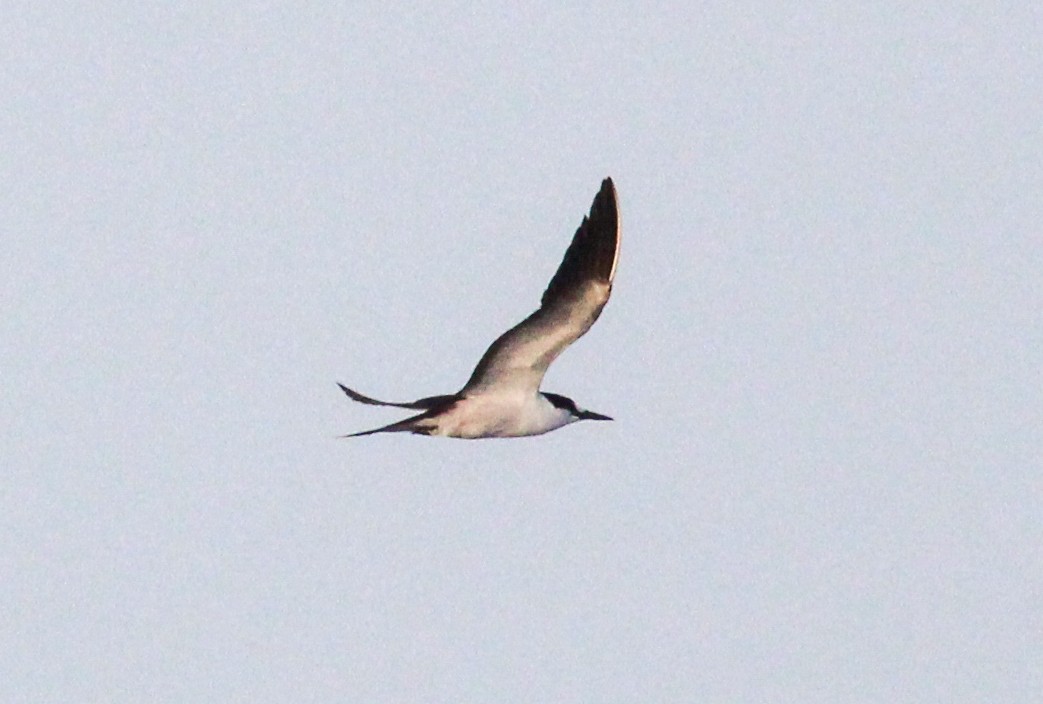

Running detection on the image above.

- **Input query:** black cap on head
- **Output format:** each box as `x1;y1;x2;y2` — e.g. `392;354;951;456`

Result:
544;392;612;421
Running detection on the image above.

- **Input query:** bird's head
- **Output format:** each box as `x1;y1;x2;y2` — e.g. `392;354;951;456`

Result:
543;392;613;423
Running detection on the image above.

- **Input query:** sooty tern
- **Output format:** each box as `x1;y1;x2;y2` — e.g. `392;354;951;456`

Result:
338;177;620;438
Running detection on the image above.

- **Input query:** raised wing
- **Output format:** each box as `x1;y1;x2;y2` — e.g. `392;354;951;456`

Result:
462;177;620;394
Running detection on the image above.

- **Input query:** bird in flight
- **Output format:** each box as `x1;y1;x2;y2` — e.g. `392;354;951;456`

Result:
338;177;621;439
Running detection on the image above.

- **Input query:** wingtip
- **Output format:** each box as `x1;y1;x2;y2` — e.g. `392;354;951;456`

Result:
590;177;618;217
592;177;620;284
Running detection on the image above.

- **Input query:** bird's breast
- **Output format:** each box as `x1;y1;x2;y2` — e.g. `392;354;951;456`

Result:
429;393;570;438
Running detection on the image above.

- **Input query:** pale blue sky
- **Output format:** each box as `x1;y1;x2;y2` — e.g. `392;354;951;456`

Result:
3;3;1041;702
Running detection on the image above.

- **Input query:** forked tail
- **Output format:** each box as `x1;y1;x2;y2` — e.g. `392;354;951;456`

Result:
337;383;457;410
339;413;433;438
337;384;458;438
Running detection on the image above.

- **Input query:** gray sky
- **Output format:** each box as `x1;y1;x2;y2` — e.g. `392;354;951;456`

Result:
3;3;1041;702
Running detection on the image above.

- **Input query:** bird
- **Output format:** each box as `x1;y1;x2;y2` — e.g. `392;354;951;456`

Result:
338;177;620;439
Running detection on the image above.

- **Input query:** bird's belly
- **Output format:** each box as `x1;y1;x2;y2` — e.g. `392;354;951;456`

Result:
431;395;562;439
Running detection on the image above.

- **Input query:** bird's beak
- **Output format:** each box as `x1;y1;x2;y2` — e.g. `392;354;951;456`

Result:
579;410;613;421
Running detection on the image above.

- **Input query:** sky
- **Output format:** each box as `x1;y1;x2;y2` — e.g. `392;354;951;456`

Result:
3;2;1041;702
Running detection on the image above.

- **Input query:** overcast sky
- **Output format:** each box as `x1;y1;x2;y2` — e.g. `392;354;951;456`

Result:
3;3;1041;702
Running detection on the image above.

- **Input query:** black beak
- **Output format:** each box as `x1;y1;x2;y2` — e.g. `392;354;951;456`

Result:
579;410;613;421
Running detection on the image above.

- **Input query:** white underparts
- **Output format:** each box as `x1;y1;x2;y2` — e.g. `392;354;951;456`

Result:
425;392;577;438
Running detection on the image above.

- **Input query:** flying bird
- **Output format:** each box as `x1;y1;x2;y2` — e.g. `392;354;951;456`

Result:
338;177;620;438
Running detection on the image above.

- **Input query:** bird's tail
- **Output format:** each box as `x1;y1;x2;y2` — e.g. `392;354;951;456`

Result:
339;413;433;438
337;387;458;438
337;383;457;410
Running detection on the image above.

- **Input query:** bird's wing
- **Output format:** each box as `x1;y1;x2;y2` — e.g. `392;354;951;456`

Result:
462;177;620;395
